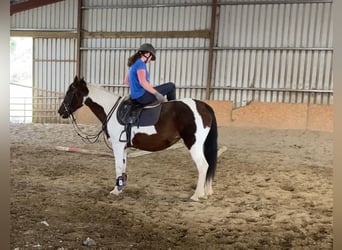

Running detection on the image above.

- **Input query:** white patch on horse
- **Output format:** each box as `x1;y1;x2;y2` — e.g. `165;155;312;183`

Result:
86;84;118;113
180;98;210;139
132;125;157;136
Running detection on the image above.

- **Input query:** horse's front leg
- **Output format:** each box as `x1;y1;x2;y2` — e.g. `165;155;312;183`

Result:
109;142;128;196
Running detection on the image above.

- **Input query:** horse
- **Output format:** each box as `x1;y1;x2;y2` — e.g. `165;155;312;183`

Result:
58;76;218;201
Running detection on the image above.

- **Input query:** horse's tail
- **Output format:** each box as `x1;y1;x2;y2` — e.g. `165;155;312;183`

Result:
204;104;218;184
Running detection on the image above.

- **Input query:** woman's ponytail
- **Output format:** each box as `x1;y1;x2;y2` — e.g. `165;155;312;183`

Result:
127;52;141;67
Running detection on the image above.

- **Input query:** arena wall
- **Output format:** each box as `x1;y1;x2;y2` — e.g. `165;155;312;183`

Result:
75;101;333;132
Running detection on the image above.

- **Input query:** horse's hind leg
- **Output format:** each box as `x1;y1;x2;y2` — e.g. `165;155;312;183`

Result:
189;144;208;201
205;179;213;197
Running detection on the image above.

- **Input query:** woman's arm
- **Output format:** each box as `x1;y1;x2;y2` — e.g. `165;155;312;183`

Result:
137;69;157;94
124;72;129;86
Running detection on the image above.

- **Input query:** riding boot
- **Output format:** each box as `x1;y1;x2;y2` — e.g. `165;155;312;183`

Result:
167;83;176;101
126;124;132;147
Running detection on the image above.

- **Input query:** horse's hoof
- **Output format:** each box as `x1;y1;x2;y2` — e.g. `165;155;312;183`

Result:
190;193;208;202
109;187;122;196
189;195;200;202
205;189;213;197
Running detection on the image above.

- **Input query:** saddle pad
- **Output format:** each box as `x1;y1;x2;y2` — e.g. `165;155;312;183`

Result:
137;105;162;126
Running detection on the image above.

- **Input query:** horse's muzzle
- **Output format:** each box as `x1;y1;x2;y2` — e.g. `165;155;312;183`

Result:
58;104;70;119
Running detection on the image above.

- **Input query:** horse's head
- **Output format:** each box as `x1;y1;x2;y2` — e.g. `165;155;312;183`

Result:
58;75;89;119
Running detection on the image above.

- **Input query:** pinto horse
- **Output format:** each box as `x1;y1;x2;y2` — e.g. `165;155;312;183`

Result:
58;76;218;201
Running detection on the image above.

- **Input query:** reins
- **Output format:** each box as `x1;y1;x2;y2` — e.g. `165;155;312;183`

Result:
69;96;122;147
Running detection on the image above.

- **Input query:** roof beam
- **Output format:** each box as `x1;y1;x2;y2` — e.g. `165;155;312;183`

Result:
10;0;65;15
10;30;77;38
82;30;210;39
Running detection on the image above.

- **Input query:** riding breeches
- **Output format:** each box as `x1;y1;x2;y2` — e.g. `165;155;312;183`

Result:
135;82;176;105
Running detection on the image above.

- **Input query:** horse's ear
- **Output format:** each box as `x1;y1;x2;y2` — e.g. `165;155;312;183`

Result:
74;75;79;82
81;76;84;81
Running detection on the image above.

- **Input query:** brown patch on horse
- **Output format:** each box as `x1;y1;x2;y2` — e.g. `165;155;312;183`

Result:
195;100;212;128
132;101;196;150
84;97;109;137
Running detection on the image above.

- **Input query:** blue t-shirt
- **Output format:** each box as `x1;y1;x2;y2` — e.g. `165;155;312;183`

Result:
128;59;150;99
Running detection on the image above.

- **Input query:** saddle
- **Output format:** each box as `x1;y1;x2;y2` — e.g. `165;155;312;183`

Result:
116;96;162;147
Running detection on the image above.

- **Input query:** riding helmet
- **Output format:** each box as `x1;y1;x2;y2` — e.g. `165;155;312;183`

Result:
138;43;156;61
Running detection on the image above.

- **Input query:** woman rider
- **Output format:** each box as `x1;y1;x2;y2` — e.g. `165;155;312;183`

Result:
124;43;176;105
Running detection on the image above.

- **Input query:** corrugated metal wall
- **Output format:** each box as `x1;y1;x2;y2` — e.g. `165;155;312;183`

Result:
81;1;212;98
81;38;210;97
32;37;77;122
10;0;333;123
80;0;333;106
11;0;78;122
214;1;333;106
11;0;78;29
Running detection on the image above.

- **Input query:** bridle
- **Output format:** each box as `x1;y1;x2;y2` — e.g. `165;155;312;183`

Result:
68;95;122;148
61;84;77;118
60;83;100;143
69;112;104;144
60;81;122;148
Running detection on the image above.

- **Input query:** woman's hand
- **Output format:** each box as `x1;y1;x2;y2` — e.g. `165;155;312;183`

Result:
154;92;166;103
